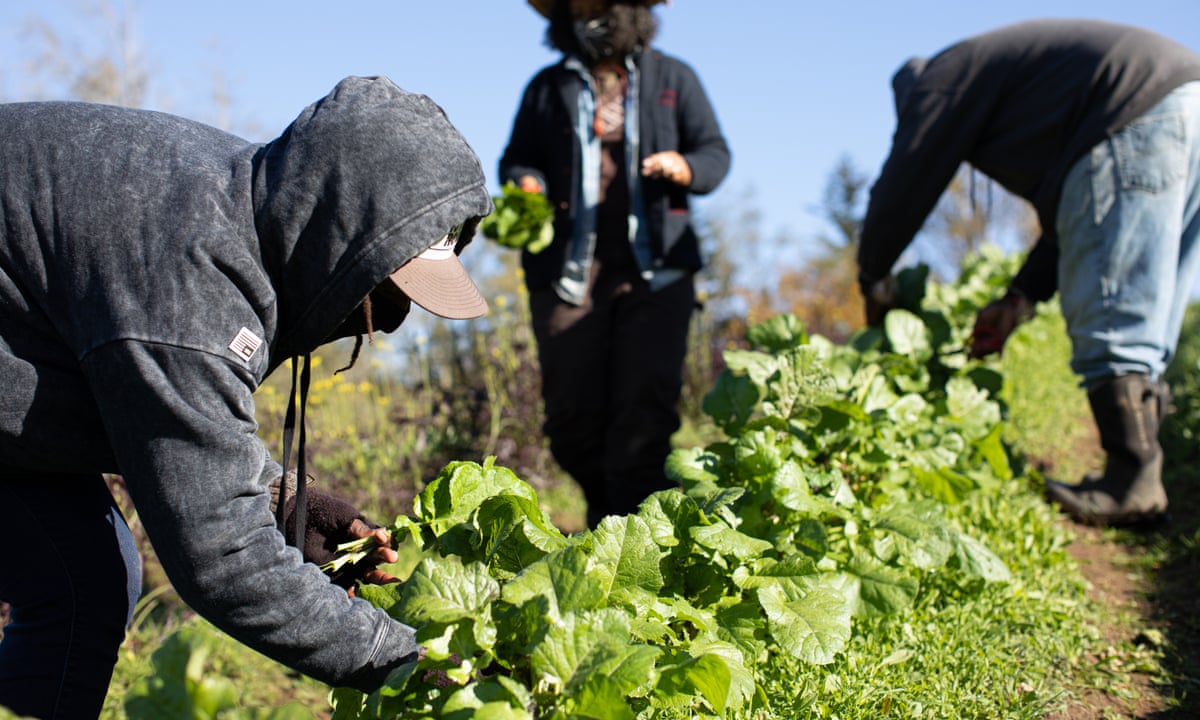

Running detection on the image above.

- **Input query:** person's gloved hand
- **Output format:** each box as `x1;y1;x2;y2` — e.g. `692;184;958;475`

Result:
284;491;400;592
969;290;1033;358
863;276;897;327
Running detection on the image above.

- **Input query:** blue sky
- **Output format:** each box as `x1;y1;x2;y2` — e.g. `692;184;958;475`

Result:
2;1;1198;277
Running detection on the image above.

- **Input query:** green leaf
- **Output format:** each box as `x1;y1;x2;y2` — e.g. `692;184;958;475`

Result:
354;582;404;618
735;555;820;591
872;503;955;570
945;376;1001;436
703;371;760;434
687;639;756;711
847;555;919;616
952;531;1012;583
475;494;568;578
565;676;636;720
884;309;932;360
654;650;733;713
502;545;605;622
973;423;1013;480
713;598;769;663
745;313;809;352
912;466;977;504
664;446;724;493
690;522;773;561
768;460;813;513
733;429;783;479
888;393;928;426
529;608;658;701
757;581;852;665
590;515;665;599
397;557;500;626
413;458;535;533
441;678;535;718
124;624;244;720
466;702;537;720
722;348;782;388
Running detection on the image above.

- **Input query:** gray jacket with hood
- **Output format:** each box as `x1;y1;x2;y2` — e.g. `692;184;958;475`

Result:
0;76;492;690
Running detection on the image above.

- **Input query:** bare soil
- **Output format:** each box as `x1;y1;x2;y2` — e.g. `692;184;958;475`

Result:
1045;466;1200;720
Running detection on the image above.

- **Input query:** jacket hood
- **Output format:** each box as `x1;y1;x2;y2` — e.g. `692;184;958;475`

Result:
891;56;928;117
252;76;492;363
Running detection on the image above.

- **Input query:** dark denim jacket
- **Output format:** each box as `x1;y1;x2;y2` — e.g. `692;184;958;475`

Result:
500;48;731;294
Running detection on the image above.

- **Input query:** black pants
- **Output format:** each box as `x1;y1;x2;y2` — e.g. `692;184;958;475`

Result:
0;472;141;719
530;273;695;528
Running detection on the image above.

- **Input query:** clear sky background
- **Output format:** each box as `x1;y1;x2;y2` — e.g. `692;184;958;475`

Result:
2;1;1198;283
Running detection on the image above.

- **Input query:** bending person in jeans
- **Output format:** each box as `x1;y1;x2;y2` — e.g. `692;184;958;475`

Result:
854;19;1200;527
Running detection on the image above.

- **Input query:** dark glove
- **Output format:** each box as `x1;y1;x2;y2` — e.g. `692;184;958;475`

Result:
863;276;897;327
284;491;398;589
969;290;1033;359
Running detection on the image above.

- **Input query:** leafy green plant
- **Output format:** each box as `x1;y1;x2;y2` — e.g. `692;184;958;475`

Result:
479;182;553;254
324;263;1033;717
1162;301;1200;467
124;623;315;720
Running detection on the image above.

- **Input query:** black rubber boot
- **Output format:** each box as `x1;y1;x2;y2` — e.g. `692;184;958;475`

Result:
1045;374;1168;527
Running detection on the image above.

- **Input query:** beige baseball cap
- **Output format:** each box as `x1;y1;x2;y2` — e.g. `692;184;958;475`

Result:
388;226;488;319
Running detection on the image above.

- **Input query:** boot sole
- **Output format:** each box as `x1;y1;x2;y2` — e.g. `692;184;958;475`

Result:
1043;484;1170;530
1056;505;1171;531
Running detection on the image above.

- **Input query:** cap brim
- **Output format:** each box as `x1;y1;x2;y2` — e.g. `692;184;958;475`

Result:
388;253;488;320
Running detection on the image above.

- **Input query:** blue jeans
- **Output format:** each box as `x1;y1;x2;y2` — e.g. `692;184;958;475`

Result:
1057;81;1200;388
0;472;142;720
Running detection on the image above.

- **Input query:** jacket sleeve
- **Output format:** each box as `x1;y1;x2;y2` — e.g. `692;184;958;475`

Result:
858;59;991;286
499;76;550;191
81;340;418;692
674;61;730;195
1009;234;1059;303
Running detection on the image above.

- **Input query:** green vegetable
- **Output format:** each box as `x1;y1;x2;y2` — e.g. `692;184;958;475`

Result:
479;181;554;254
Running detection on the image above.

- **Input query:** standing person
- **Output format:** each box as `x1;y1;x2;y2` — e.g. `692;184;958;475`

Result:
855;20;1200;527
499;0;731;529
0;75;492;719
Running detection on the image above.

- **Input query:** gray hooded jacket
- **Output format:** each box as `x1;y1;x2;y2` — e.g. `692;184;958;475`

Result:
0;76;492;690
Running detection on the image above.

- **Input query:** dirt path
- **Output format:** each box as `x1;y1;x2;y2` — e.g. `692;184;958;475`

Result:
1046;471;1200;720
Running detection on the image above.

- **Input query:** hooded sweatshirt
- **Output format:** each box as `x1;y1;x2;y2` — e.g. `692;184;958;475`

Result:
857;20;1200;301
0;76;492;690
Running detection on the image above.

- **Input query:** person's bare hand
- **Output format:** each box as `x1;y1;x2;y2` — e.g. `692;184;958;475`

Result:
641;151;692;186
517;175;543;193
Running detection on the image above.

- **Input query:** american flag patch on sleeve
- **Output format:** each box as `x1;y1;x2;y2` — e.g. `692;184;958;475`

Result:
228;327;263;363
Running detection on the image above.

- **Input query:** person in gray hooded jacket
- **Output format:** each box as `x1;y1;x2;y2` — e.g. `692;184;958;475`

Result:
0;75;492;719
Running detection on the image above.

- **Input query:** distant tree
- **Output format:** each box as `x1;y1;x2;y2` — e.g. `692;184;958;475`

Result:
695;185;765;332
760;154;868;342
10;1;244;134
18;0;148;107
916;164;1039;279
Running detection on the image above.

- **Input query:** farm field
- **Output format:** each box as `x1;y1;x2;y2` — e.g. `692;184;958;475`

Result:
4;252;1200;719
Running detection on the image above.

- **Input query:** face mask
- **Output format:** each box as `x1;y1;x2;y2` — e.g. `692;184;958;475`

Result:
573;16;614;61
325;286;412;342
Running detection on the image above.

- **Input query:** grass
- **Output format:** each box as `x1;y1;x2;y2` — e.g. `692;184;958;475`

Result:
745;478;1098;720
998;301;1099;484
